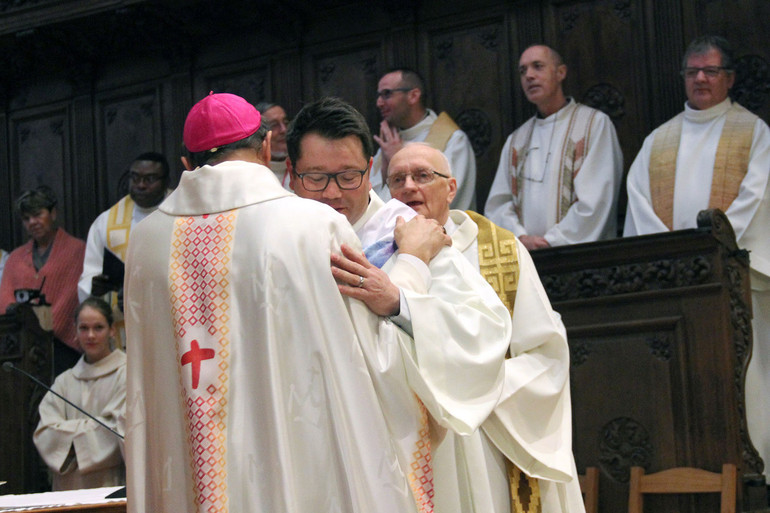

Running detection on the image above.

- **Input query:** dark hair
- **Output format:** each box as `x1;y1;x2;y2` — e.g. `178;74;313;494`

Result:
186;124;269;168
682;35;735;71
15;186;58;216
386;67;427;107
286;97;374;165
133;151;170;179
255;101;277;114
75;297;114;326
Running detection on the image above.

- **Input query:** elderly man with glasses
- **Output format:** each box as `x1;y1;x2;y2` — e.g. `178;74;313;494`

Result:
485;44;623;251
624;35;770;487
370;67;478;210
386;142;584;513
289;96;513;513
78;152;171;347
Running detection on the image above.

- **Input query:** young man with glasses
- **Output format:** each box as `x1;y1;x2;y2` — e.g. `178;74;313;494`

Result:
371;67;478;210
485;44;623;251
289;97;513;513
78;152;171;346
624;35;770;487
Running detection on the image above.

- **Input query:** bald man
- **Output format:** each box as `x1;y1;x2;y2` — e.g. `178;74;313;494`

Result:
485;44;623;251
388;142;585;513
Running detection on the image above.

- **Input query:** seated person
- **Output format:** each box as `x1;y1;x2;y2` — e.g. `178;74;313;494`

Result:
33;297;126;491
0;186;85;373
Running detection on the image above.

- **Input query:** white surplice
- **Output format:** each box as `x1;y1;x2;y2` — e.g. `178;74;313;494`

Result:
485;100;623;246
624;98;770;478
371;109;478;210
34;350;126;491
435;210;584;513
124;162;509;513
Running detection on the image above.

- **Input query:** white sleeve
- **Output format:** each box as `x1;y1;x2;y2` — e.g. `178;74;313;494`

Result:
392;245;511;433
78;212;109;301
484;133;528;236
482;240;575;482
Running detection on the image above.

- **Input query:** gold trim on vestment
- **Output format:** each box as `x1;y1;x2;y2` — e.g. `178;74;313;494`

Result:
649;103;756;230
424;111;460;152
106;195;135;261
465;211;541;512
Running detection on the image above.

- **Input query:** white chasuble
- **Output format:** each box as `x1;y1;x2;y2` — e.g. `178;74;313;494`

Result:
125;161;454;513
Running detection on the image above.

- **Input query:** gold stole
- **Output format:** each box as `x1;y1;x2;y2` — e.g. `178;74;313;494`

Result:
649;103;756;230
104;195;134;349
465;211;542;513
510;103;597;224
106;195;135;261
424;111;460;152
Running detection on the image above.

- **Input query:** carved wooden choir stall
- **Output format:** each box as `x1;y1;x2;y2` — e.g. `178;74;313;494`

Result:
0;304;55;495
531;210;764;513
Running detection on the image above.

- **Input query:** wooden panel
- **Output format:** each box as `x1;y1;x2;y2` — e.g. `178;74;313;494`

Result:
421;16;511;208
198;61;270;108
546;0;650;219
95;86;164;209
8;105;74;244
532;210;759;512
304;41;383;135
686;0;770;123
0;306;54;494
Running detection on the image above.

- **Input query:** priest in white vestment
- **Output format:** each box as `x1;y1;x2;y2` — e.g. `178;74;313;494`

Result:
371;68;477;210
485;45;623;251
624;36;770;482
382;143;585;513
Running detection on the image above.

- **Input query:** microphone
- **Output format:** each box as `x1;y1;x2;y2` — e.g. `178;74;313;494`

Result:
3;361;124;440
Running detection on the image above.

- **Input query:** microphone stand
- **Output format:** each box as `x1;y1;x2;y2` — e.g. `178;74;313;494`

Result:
2;361;124;440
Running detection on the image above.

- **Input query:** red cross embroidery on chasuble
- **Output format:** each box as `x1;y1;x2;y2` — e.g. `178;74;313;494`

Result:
181;339;215;390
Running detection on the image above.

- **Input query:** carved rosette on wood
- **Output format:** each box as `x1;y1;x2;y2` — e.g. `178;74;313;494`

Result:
598;417;653;483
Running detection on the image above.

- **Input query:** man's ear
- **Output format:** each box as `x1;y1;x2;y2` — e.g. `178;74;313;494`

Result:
407;88;421;107
180;156;194;171
556;64;567;83
261;131;272;164
287;158;297;189
446;177;458;205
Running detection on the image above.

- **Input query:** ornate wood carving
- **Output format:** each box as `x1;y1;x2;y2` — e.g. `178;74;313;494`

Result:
732;54;770;113
456;108;492;158
599;417;653;483
582;82;626;119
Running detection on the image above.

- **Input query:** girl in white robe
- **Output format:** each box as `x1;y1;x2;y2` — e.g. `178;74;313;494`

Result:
33;297;126;490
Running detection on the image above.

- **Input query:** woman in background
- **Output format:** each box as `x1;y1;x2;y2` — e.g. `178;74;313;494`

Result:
33;297;126;490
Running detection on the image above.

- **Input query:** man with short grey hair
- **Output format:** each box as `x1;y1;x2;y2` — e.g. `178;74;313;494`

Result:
624;35;770;483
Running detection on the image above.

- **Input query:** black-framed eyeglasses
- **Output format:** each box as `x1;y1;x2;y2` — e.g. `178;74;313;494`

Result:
680;66;731;79
296;169;368;192
376;88;413;100
386;168;450;190
129;172;164;185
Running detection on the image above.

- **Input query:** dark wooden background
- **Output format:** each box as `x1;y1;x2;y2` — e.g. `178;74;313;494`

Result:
0;0;768;251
